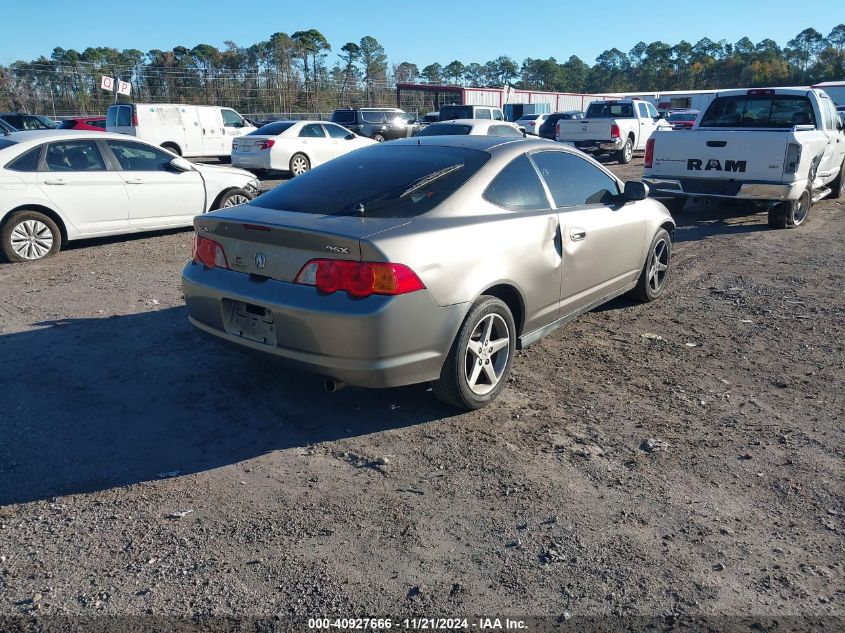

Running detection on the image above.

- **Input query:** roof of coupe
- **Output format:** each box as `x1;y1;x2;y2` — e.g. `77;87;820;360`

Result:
1;129;135;147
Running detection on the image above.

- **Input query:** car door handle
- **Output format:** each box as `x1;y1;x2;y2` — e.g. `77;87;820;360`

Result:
44;178;66;185
570;228;587;241
125;178;144;185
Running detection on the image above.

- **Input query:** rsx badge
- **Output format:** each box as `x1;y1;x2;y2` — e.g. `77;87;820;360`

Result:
325;245;350;254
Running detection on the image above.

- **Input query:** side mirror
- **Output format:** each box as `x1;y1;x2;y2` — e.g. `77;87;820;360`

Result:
623;181;649;201
345;133;356;140
169;157;194;172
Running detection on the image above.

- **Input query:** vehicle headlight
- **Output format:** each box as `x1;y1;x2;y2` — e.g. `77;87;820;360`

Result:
246;178;262;194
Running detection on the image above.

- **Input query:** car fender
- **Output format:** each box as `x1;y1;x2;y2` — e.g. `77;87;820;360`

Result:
0;191;80;238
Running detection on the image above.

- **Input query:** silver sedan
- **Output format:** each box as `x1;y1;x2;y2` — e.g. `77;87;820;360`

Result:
182;136;675;409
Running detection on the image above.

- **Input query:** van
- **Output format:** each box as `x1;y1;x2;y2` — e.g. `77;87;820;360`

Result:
438;105;504;122
106;103;256;158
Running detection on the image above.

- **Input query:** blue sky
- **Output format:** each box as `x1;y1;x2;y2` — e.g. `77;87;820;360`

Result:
2;0;842;68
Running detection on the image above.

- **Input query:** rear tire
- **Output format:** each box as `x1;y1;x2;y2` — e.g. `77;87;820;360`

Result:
432;296;516;410
289;153;310;177
631;228;672;303
616;137;633;164
768;189;811;229
829;159;845;199
1;210;62;262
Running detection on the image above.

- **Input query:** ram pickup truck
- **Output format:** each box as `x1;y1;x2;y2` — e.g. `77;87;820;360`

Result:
556;99;669;164
643;88;845;228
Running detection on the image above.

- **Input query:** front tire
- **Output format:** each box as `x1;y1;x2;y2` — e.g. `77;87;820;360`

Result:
768;189;811;229
372;133;386;143
631;228;671;303
1;210;62;262
432;296;516;410
217;188;253;209
616;137;634;164
289;153;310;176
829;159;845;199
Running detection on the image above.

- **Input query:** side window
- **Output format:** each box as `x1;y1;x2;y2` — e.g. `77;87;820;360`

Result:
299;124;326;138
324;123;350;139
492;109;504;121
361;111;385;123
476;108;492;120
107;107;118;127
6;146;42;172
483;154;550;211
822;100;836;130
107;140;174;171
116;106;132;127
646;103;659;118
45;141;106;172
637;103;649;118
532;151;620;208
222;109;244;128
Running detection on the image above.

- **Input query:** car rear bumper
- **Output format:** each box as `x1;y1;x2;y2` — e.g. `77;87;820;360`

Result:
231;152;273;170
643;177;804;201
181;262;468;388
560;139;624;152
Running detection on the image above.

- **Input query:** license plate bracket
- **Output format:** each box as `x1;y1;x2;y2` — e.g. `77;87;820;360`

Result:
223;300;277;346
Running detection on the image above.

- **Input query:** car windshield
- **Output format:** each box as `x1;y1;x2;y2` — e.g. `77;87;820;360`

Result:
331;111;355;124
250;121;295;135
700;95;816;128
415;124;473;136
251;145;489;219
439;106;472;120
518;115;540;121
58;120;76;129
668;113;698;122
585;102;634;118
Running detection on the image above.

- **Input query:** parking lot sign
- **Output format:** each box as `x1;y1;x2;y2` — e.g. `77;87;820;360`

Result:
100;76;114;92
117;80;132;96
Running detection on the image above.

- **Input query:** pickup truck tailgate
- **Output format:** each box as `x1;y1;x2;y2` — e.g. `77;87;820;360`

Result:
650;129;787;182
557;119;612;142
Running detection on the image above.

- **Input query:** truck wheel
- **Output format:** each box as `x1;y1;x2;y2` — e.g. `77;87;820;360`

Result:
768;189;811;229
829;159;845;199
616;138;633;164
432;296;516;410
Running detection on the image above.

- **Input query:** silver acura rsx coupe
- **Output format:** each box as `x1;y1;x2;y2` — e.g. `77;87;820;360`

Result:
182;136;675;409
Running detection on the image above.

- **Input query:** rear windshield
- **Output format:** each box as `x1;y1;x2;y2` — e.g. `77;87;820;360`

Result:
58;120;76;129
250;121;295;135
585;102;634;118
415;124;473;136
251;145;489;219
518;114;540;121
700;95;816;128
439;106;473;121
331;110;356;124
668;113;698;122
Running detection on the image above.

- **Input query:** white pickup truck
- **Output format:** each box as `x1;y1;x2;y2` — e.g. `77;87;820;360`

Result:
643;88;845;228
556;99;669;164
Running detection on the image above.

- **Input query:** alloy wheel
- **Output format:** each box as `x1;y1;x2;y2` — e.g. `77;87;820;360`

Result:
223;194;251;207
648;237;669;293
464;313;510;396
10;219;53;260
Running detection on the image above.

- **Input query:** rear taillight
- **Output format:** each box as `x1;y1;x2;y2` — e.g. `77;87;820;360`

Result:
192;235;229;269
555;122;561;138
611;124;620;139
132;108;138;126
258;139;275;150
784;142;801;175
644;138;655;168
294;259;425;298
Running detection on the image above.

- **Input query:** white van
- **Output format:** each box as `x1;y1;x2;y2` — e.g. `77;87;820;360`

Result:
106;103;256;158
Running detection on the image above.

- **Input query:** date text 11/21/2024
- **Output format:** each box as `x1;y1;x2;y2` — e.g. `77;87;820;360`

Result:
307;618;528;630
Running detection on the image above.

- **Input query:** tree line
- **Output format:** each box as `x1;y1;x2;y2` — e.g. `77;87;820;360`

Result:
0;25;842;117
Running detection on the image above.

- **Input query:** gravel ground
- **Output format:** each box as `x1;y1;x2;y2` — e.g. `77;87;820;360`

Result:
0;156;843;626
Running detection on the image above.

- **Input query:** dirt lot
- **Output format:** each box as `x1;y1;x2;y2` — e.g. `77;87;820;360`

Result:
0;157;843;627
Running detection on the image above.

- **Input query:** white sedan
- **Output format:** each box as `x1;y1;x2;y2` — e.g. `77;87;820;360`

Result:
514;113;549;136
0;130;261;262
413;119;526;138
231;120;376;176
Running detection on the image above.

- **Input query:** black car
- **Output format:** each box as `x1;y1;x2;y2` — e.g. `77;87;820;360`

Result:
538;110;584;140
330;108;418;142
0;112;58;131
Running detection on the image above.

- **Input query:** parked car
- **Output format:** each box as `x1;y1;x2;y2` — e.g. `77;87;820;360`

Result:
58;116;107;131
419;112;440;128
644;88;845;228
0;130;261;262
0;119;16;136
181;136;674;409
414;119;525;138
667;110;699;130
438;105;505;121
515;113;549;136
330;108;418;142
557;99;670;164
232;120;376;176
0;112;57;131
537;111;583;140
106;103;257;158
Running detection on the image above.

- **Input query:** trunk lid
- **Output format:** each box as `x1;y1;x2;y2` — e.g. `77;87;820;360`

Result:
556;119;613;142
232;135;271;154
649;129;791;182
194;205;411;282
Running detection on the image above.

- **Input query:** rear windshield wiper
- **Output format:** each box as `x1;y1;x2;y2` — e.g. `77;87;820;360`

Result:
399;164;464;199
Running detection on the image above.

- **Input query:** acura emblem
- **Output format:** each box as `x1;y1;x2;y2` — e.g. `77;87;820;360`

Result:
254;252;266;269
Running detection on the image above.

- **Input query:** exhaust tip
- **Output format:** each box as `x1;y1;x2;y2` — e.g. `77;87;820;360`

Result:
324;378;347;393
